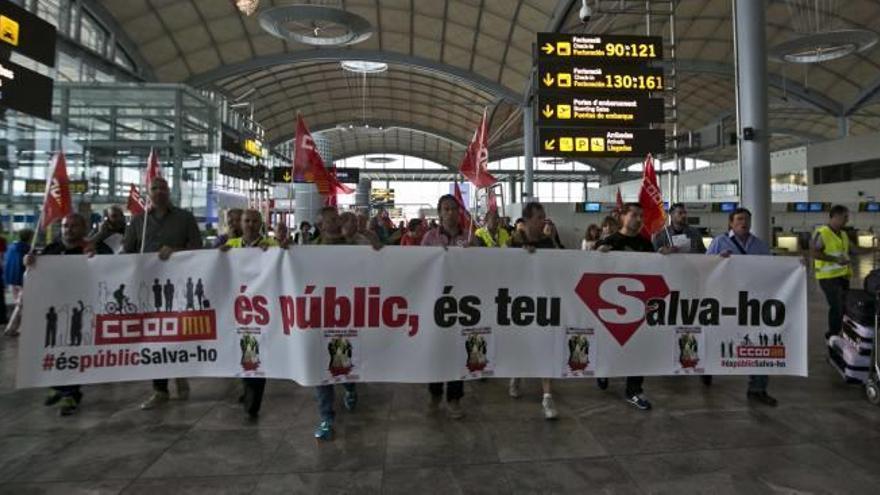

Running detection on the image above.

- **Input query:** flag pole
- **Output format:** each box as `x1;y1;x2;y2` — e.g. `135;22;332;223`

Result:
139;148;153;254
32;151;62;250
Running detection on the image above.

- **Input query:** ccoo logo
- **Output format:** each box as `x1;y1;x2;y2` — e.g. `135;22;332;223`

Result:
574;274;670;345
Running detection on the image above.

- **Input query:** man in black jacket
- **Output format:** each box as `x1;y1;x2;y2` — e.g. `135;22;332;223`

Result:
25;213;112;416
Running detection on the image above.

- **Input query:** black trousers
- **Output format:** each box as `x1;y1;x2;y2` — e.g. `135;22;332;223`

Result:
153;379;169;393
625;376;644;397
818;277;849;337
242;378;267;415
428;381;464;401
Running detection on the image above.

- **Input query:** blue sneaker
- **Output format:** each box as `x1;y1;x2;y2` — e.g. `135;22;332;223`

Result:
343;390;357;412
314;420;334;441
626;394;652;411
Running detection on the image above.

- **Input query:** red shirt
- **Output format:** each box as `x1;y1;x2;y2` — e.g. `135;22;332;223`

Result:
400;233;423;246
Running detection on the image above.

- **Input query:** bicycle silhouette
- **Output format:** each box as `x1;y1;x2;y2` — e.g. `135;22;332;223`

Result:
105;299;138;314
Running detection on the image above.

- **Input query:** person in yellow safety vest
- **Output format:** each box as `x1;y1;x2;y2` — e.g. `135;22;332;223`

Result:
219;209;288;419
474;210;510;248
811;204;855;340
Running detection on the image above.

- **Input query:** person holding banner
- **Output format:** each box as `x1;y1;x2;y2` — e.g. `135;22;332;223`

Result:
507;202;560;420
219;209;283;419
421;194;477;419
707;207;778;407
474;210;509;248
212;208;243;248
25;213;111;416
595;203;670;411
312;206;361;440
652;203;706;254
123;177;203;410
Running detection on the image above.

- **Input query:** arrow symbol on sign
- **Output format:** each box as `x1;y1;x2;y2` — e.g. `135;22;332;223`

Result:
541;43;554;55
542;73;554;86
542;104;554;118
283;171;292;182
544;139;556;151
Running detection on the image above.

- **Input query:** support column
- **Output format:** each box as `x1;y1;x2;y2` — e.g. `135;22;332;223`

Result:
355;178;372;211
172;88;184;205
734;0;771;241
838;116;850;138
508;175;517;204
523;104;534;203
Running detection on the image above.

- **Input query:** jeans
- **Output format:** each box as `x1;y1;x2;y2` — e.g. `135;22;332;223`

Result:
818;277;849;337
748;375;769;393
624;376;644;397
428;381;464;401
315;383;356;422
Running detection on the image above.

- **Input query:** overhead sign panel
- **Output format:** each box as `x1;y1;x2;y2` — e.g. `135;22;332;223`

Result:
0;0;57;67
25;179;88;195
537;33;663;62
538;62;663;92
0;59;53;120
537;127;665;158
537;93;665;127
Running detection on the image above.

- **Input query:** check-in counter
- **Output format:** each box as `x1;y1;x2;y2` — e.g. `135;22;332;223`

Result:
776;234;799;253
857;233;876;249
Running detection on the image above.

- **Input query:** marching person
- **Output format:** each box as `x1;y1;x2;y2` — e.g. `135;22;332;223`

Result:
25;213;111;416
581;224;601;251
87;205;127;253
474;210;510;248
400;218;426;246
3;228;33;337
212;208;243;248
219;209;285;419
652;203;710;386
652;203;706;254
313;206;360;440
811;205;854;339
420;194;477;419
706;207;778;407
507;202;560;419
594;203;670;411
123;176;202;410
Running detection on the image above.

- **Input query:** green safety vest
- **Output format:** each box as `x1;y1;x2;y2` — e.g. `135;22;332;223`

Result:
225;236;279;249
813;225;852;280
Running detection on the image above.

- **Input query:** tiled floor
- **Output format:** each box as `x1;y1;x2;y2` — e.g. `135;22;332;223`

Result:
0;255;878;494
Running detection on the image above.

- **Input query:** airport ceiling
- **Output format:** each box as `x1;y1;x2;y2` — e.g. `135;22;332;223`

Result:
97;0;880;173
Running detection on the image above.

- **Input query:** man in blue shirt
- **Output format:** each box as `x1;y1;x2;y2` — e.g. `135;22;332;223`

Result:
706;207;777;407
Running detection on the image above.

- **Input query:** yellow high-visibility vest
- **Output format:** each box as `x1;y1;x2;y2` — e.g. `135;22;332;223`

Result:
475;227;509;248
225;236;279;249
813;225;852;280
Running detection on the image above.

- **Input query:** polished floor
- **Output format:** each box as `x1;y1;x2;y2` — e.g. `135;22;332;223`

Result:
0;256;879;494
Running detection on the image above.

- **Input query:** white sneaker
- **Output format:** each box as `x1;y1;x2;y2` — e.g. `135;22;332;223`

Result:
140;391;170;410
508;378;521;398
447;399;465;420
175;378;190;400
542;394;558;420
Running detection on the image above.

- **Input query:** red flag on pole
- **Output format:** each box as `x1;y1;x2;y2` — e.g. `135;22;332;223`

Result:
145;148;162;191
40;151;73;229
615;187;623;214
638;154;666;240
127;183;145;215
487;189;498;215
453;181;473;232
458;109;497;188
293;113;332;195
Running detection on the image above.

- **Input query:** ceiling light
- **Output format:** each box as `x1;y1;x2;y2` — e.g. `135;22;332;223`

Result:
259;5;372;47
340;61;388;74
770;29;878;63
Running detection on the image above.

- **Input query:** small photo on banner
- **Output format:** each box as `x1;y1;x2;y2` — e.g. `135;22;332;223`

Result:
559;327;596;377
321;329;361;384
673;327;705;375
460;327;494;379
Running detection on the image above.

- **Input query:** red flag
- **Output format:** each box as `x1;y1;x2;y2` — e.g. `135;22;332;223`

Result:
145;148;162;191
458;109;497;188
615;187;623;214
127;183;145;215
487;189;498;215
293;113;334;195
638;154;666;240
40;151;73;229
453;181;473;231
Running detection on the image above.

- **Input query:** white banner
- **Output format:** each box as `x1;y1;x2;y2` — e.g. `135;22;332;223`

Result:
16;247;807;388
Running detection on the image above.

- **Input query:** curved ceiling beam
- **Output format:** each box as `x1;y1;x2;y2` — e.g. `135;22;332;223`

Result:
270;120;470;149
845;73;880;115
672;59;843;116
186;49;522;103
